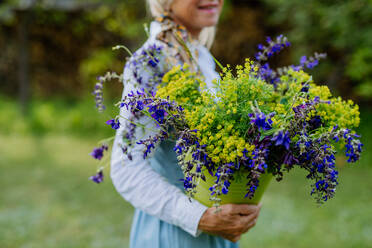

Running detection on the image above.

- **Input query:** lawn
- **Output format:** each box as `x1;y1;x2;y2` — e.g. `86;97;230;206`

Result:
0;111;371;247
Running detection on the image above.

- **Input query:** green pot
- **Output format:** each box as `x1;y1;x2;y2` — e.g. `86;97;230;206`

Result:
192;171;273;207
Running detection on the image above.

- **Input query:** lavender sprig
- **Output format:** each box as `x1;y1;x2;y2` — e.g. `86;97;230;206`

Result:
254;35;326;86
255;35;291;62
92;71;122;112
277;52;327;75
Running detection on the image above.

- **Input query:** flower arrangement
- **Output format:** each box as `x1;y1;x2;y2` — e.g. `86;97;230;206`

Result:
90;35;363;206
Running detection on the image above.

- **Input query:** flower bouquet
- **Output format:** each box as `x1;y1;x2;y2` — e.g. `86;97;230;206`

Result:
90;35;363;207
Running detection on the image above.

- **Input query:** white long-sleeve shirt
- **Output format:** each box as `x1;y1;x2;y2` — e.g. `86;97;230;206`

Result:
110;21;220;237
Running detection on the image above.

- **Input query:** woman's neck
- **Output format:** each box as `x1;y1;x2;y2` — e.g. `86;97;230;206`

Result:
169;14;201;40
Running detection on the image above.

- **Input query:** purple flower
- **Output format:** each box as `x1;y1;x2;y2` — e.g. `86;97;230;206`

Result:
271;131;291;150
90;145;108;160
344;132;363;163
149;108;168;124
300;85;309;92
296;52;326;71
89;170;104;184
308;115;322;129
300;55;307;65
106;119;120;130
222;180;231;194
283;152;298;166
92;79;105;112
148;57;160;67
181;176;194;190
315;179;326;190
250;112;273;131
291;65;302;71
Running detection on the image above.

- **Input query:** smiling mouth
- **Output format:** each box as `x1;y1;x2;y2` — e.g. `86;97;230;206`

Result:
198;4;218;10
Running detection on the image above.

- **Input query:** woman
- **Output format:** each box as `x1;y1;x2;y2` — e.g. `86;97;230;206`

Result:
110;0;262;247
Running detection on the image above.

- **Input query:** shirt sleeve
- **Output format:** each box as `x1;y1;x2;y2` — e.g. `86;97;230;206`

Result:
110;56;208;237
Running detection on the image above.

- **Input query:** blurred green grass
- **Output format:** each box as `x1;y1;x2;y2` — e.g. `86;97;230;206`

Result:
1;133;371;248
0;134;132;247
0;101;371;247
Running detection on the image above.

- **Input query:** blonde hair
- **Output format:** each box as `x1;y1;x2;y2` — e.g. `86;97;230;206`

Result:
146;0;216;49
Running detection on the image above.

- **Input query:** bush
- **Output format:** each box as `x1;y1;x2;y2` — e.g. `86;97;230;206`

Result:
263;0;372;100
0;95;120;137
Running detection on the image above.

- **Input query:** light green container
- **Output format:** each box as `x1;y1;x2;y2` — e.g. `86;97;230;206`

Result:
193;171;273;207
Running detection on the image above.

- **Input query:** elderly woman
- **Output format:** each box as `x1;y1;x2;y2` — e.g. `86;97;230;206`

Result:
110;0;261;247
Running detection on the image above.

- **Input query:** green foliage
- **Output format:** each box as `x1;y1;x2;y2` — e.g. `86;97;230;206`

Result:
347;48;372;98
79;48;118;85
0;0;147;98
85;1;147;39
263;0;372;99
0;95;119;137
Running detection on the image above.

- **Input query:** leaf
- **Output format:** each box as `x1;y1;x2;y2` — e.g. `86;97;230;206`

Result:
184;147;194;163
259;128;277;141
280;97;288;105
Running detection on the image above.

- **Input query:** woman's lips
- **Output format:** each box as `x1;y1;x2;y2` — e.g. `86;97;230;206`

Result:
198;4;218;14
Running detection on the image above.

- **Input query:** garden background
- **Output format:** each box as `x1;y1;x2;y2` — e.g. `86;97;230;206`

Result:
1;0;371;247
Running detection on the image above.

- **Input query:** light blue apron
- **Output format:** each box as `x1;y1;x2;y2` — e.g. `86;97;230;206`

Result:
129;139;239;248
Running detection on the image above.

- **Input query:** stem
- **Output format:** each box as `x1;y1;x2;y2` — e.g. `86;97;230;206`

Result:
97;136;115;145
144;23;150;38
118;114;162;133
113;45;133;57
210;53;224;71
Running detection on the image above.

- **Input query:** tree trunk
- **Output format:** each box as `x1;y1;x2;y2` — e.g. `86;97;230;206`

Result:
17;10;31;116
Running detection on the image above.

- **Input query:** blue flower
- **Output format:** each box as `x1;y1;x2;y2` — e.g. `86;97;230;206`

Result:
345;136;363;163
250;112;273;131
300;55;307;65
222;181;230;194
308;115;322;129
242;148;249;158
283;151;298;166
90;145;108;160
173;145;183;154
181;176;193;190
315;180;325;190
150;109;168;124
245;185;257;198
136;100;145;110
106;119;120;130
148;57;160;67
89;170;104;184
307;60;318;69
300;83;309;93
271;131;291;150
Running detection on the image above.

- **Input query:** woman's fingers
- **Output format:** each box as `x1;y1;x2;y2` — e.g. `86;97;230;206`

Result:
230;234;241;243
240;204;260;222
223;234;241;243
198;203;262;241
237;209;259;232
226;203;260;215
241;218;258;233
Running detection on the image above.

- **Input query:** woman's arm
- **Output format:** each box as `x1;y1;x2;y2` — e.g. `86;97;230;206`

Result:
110;44;262;241
110;65;208;237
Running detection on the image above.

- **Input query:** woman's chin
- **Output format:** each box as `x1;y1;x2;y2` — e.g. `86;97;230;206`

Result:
197;17;219;28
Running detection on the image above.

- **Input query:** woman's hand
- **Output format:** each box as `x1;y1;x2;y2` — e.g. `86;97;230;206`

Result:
197;203;262;243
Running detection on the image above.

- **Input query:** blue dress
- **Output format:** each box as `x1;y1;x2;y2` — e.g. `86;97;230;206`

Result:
129;140;239;248
124;20;239;248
